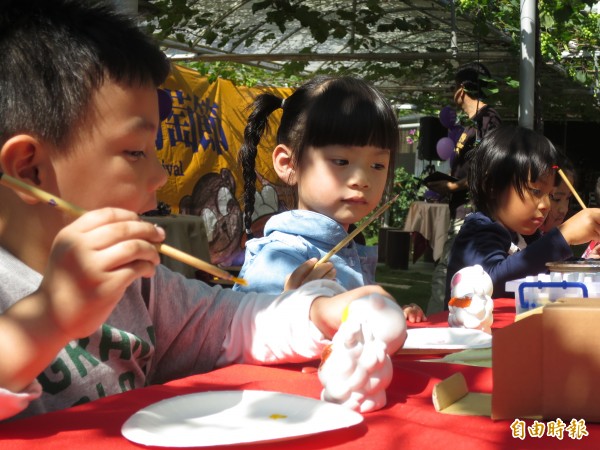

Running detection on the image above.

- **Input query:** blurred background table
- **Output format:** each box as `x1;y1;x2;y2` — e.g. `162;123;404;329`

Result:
403;201;450;262
144;214;210;279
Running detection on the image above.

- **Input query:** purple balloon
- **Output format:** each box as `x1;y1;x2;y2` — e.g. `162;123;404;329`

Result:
424;189;443;202
439;106;457;129
436;137;455;160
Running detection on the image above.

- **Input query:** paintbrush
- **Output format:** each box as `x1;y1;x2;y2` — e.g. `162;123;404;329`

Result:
0;171;247;285
554;166;586;210
554;165;598;257
314;194;400;267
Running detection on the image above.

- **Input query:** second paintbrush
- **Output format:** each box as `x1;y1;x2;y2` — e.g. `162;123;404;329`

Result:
314;194;400;267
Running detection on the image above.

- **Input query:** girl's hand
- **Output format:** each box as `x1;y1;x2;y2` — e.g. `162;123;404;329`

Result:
402;303;426;323
283;258;336;291
40;208;165;339
558;208;600;245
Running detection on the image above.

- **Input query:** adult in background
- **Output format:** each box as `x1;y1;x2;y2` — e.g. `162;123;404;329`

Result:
424;62;502;314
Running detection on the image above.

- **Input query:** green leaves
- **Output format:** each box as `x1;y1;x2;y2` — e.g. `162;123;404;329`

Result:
504;77;520;89
458;0;600;98
575;69;589;84
142;0;600;118
184;61;303;87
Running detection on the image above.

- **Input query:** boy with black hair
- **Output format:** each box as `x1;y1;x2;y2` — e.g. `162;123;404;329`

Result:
0;0;405;420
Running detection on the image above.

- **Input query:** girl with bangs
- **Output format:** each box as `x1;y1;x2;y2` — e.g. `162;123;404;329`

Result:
445;125;600;307
233;76;424;322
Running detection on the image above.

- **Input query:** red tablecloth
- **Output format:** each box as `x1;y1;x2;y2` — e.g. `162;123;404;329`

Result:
0;298;597;449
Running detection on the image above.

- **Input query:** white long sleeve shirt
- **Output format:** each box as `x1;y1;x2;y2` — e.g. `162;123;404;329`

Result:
0;247;344;420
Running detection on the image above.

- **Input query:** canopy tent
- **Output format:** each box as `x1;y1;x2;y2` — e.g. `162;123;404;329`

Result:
139;0;600;122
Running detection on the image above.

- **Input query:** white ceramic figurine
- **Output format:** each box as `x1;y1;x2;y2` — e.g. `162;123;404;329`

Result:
447;265;494;334
318;294;407;413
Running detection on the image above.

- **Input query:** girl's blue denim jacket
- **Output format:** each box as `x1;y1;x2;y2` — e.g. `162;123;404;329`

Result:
233;210;377;294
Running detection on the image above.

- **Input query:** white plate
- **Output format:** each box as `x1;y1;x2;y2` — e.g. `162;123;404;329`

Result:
121;390;363;447
403;328;492;351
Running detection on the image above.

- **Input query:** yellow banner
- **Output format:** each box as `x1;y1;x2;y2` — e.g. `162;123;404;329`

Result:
158;64;294;266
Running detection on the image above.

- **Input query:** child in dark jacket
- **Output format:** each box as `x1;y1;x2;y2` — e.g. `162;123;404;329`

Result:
445;125;600;307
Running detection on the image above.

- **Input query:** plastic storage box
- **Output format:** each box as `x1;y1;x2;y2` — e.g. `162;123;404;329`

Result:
506;271;600;315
